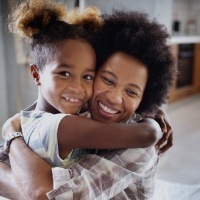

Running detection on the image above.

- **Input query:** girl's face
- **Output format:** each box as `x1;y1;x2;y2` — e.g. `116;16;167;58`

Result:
89;51;148;123
32;39;96;114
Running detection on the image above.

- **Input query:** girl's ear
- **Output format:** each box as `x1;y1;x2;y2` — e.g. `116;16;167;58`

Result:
30;64;40;86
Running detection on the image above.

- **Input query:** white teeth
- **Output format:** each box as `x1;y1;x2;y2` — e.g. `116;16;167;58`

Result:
65;97;82;103
99;102;118;114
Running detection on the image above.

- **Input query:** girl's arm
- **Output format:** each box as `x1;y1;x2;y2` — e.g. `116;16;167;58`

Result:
153;108;173;153
57;115;162;157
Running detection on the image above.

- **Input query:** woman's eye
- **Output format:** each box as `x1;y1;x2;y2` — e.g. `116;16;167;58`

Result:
83;74;94;81
126;89;138;97
102;76;114;85
60;71;70;77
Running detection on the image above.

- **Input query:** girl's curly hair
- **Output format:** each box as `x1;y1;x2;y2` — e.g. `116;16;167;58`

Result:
8;0;103;70
8;0;68;38
95;10;177;114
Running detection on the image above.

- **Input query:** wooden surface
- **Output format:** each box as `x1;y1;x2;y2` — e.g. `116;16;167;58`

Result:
169;43;200;103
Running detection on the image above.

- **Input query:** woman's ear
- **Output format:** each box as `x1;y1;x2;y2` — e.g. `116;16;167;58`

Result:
30;64;40;85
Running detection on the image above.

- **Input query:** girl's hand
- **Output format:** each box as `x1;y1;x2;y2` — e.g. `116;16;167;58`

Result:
153;108;173;154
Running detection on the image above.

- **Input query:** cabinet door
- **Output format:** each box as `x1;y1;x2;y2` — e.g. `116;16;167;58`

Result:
194;43;200;91
169;43;200;103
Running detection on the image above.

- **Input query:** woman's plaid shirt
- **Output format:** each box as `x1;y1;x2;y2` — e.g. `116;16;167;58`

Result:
47;146;158;200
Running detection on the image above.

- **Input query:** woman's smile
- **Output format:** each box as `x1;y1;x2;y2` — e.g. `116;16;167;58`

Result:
98;100;120;119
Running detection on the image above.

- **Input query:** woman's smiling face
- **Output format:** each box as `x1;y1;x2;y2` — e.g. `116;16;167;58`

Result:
89;51;148;123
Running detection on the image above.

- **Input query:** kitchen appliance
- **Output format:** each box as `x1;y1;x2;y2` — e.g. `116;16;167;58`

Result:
177;43;195;88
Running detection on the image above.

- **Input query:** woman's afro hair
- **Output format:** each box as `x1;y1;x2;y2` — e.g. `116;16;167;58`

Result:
95;10;177;114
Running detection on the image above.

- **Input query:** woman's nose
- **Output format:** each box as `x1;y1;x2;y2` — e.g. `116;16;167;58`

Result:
106;88;123;105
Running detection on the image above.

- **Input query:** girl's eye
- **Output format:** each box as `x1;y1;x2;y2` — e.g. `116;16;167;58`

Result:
101;76;114;85
83;74;94;81
126;89;138;97
60;71;70;77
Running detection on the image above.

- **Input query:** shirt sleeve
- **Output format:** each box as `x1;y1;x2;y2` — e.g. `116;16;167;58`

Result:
38;113;71;167
47;147;158;199
105;147;158;199
0;142;10;165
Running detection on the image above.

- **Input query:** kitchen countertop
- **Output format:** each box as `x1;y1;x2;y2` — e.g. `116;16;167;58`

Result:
170;36;200;44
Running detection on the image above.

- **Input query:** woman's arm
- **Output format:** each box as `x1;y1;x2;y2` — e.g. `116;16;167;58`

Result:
8;137;52;200
0;162;22;199
2;114;52;199
0;114;23;199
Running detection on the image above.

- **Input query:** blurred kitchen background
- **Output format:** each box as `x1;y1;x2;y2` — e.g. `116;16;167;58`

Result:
0;0;200;188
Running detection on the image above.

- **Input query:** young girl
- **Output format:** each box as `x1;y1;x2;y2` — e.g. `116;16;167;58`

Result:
1;0;162;168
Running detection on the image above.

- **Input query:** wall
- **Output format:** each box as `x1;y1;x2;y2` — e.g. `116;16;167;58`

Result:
60;0;76;9
0;1;8;140
0;0;38;142
173;0;200;35
83;0;173;33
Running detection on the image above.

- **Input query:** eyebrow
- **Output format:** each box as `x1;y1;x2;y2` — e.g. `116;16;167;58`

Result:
101;70;142;92
101;70;117;78
128;83;142;92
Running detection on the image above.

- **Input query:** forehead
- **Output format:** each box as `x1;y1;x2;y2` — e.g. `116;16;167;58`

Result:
106;51;145;68
58;39;95;57
54;39;96;67
100;51;148;83
43;39;96;73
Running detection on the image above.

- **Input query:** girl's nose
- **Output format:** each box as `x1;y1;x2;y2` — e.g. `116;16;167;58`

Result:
68;79;84;94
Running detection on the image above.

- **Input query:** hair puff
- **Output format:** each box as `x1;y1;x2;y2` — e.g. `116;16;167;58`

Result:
8;0;68;38
66;6;103;32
